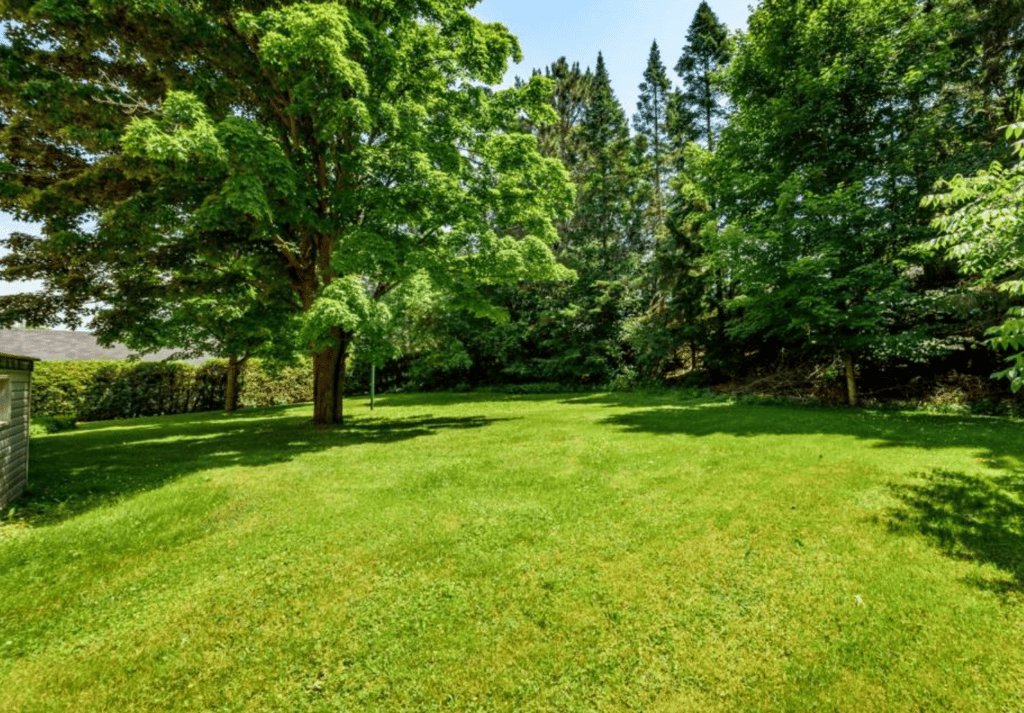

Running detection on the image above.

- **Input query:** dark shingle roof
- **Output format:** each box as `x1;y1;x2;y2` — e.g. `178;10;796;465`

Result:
0;351;39;361
0;329;210;365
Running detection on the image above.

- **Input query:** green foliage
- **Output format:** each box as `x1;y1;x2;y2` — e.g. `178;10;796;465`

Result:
0;0;575;424
689;0;1017;398
28;414;77;437
499;381;567;394
633;41;673;237
926;113;1024;391
234;359;314;407
397;52;645;392
31;359;312;421
635;4;731;382
522;57;593;185
674;1;732;153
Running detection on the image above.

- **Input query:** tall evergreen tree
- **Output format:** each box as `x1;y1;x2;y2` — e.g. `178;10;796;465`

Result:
558;52;644;382
519;58;593;251
633;41;673;238
579;53;634;263
416;53;644;387
675;2;732;152
526;58;592;179
635;6;731;380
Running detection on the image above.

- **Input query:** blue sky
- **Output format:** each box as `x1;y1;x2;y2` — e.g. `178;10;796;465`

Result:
474;0;750;117
1;0;751;301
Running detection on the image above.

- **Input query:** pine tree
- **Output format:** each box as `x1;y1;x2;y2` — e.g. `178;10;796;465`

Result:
440;53;643;387
525;58;592;180
633;41;674;237
565;52;643;382
633;5;731;381
675;2;731;152
579;52;634;264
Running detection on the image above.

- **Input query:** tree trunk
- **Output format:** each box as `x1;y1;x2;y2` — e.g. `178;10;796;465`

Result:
312;327;349;426
844;351;858;407
224;355;247;413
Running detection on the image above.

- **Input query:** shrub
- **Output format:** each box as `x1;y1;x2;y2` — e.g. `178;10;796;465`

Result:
502;382;567;394
237;359;313;407
29;414;77;436
32;358;313;421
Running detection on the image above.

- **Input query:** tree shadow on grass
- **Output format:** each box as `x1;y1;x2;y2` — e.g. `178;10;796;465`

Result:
368;391;580;408
11;406;513;528
562;392;1024;471
887;470;1024;599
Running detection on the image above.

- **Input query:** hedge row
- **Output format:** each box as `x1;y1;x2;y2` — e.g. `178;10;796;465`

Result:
32;359;313;421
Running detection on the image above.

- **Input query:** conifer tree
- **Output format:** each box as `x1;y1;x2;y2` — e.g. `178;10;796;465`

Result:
434;54;642;386
675;2;731;152
526;58;592;182
633;41;674;237
565;52;643;381
635;7;731;380
579;53;634;264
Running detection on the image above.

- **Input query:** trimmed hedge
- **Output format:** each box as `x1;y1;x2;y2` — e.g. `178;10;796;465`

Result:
32;359;313;421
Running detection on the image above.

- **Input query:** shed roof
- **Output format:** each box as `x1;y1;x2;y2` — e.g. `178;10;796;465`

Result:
0;352;39;361
0;329;209;365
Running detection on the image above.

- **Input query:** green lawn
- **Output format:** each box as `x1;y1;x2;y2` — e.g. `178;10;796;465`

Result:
1;392;1022;712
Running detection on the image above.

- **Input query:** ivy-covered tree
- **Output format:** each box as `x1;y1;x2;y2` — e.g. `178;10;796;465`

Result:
0;0;573;424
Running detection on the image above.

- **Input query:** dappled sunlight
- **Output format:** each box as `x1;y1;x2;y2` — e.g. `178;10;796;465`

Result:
887;469;1024;600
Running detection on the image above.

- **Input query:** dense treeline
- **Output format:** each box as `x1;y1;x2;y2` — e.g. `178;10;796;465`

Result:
381;0;1024;405
2;0;1022;411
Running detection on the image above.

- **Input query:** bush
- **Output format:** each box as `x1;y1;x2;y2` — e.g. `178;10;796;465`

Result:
501;382;568;394
29;414;77;436
237;359;313;407
32;361;107;418
32;358;314;421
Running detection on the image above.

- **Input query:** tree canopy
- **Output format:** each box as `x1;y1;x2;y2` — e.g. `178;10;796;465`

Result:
3;0;1022;408
926;113;1024;391
0;0;574;424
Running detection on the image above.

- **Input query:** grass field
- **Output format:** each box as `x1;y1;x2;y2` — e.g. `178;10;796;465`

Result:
1;391;1023;712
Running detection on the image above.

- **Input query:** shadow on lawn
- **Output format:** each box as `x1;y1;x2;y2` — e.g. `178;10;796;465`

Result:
561;392;1024;472
15;407;511;528
887;470;1024;598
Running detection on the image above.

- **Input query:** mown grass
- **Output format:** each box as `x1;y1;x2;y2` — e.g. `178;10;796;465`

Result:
1;392;1023;712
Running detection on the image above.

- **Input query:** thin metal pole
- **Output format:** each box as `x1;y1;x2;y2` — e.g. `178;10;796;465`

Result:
370;364;376;411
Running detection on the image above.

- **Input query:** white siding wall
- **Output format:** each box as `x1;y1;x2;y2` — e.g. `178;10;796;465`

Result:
0;369;31;509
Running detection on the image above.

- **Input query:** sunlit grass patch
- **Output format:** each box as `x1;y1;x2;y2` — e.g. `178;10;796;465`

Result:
2;393;1023;711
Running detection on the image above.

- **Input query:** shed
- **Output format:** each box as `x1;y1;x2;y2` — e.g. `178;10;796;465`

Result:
0;351;38;510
